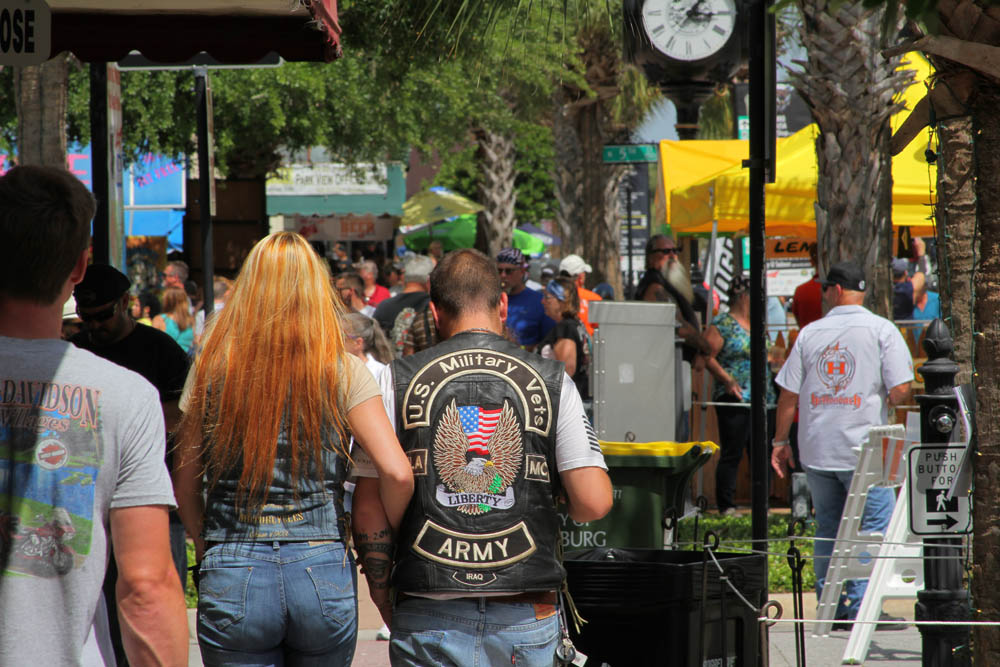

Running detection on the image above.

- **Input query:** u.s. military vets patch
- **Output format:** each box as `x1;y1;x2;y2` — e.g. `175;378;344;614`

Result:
432;398;523;516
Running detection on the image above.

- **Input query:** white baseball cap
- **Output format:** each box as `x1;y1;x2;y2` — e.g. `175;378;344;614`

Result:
559;254;592;275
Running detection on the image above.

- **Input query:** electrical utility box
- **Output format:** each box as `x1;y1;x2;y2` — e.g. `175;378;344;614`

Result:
590;302;676;442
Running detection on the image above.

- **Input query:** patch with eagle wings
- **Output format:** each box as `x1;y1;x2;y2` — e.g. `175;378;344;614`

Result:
433;399;523;515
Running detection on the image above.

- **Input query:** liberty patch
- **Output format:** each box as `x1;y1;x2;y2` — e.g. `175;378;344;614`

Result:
433;399;523;515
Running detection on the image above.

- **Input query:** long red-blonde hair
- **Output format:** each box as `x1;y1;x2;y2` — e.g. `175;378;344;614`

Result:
178;232;351;510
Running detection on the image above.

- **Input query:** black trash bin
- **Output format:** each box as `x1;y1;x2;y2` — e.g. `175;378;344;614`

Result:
564;547;766;667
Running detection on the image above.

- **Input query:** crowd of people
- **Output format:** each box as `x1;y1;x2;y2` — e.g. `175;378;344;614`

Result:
2;161;937;663
1;165;613;666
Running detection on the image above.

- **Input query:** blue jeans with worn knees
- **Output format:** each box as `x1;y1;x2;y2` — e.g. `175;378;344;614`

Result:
197;540;357;667
389;596;561;667
805;467;895;620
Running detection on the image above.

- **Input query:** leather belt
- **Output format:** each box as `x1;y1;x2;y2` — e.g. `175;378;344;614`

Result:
399;591;557;605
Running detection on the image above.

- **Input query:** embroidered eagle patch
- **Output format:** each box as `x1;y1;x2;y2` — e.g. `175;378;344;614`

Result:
432;399;523;515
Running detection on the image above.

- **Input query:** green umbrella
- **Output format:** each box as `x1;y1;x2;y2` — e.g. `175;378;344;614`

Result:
402;215;546;255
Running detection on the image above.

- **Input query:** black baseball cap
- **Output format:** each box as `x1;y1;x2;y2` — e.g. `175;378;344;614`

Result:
820;260;866;292
74;264;131;308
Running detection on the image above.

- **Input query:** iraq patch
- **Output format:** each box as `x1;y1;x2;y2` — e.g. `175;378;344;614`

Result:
433;399;523;516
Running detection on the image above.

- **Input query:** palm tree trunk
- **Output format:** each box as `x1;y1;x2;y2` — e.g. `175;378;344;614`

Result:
13;55;69;167
552;104;584;257
971;84;1000;662
934;116;976;384
791;0;908;318
473;127;517;257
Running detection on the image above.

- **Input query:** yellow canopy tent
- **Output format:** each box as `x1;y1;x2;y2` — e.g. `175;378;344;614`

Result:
658;54;936;239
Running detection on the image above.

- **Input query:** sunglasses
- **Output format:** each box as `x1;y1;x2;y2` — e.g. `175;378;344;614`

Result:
497;267;522;275
77;303;117;323
653;247;679;255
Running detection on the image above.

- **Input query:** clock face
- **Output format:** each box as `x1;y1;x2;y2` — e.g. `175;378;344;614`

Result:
641;0;737;62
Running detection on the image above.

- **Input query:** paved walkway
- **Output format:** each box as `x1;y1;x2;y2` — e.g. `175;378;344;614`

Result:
186;588;929;666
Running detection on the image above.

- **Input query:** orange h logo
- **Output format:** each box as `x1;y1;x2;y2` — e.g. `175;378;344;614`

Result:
827;361;846;375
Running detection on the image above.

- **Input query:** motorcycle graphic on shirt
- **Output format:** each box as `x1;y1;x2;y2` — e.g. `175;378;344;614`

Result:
0;379;102;578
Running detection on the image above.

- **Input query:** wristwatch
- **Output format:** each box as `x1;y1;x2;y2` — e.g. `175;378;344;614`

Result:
772;439;790;447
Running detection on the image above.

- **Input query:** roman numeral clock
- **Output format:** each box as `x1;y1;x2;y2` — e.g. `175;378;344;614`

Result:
624;0;747;139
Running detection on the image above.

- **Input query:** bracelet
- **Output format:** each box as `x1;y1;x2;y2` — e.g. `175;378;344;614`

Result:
772;439;790;447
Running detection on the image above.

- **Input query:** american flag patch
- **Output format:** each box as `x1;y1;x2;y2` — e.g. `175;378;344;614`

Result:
458;406;502;455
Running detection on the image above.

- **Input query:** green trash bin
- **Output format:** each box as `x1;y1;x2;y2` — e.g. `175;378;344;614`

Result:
559;440;719;549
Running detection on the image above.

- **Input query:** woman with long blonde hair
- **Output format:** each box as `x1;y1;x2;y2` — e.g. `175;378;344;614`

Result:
153;285;195;353
174;232;413;666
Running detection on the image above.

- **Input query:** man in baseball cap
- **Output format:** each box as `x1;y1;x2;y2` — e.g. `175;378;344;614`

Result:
559;253;601;336
71;264;192;663
820;260;867;293
497;247;553;349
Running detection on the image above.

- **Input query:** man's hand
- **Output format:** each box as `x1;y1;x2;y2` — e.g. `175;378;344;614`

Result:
771;444;794;479
352;477;396;628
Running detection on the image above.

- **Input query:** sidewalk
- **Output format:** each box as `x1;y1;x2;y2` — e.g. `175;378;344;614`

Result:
187;589;925;666
767;592;923;666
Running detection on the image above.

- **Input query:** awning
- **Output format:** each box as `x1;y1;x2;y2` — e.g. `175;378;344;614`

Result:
48;0;342;63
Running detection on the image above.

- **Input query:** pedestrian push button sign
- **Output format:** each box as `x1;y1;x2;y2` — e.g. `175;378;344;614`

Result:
0;0;50;65
908;445;972;535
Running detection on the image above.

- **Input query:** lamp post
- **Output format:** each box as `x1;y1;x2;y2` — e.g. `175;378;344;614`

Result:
915;318;970;666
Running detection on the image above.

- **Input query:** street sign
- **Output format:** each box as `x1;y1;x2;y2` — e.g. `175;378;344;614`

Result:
908;445;972;535
602;144;657;164
0;0;50;65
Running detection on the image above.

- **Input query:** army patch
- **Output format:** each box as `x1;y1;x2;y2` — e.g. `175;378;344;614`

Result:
412;519;537;569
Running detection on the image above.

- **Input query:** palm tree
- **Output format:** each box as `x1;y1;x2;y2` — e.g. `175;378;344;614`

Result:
553;11;660;295
13;55;70;166
789;0;910;318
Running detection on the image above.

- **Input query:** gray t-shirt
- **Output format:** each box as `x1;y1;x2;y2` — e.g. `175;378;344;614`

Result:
0;337;176;666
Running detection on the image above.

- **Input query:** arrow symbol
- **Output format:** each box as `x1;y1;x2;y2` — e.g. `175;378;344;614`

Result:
927;515;959;530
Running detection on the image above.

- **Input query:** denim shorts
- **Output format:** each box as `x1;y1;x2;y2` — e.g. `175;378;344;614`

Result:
197;540;357;666
389;595;560;667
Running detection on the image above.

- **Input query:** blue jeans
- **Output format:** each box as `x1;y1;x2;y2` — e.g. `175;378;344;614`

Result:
389;596;560;667
197;540;357;666
805;467;895;620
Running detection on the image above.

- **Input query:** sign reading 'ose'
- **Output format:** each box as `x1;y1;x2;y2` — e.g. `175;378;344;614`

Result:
0;0;50;66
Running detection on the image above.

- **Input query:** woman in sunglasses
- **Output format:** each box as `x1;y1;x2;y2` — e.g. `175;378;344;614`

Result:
539;276;591;401
174;232;413;666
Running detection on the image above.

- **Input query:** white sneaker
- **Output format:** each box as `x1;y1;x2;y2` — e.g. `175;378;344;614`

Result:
376;624;391;641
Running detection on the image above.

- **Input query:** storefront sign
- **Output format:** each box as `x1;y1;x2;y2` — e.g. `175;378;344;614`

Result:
293;213;394;242
268;163;387;196
0;0;49;65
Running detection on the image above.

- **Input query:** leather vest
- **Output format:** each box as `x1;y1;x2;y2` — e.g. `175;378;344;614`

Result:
391;331;565;594
202;425;347;543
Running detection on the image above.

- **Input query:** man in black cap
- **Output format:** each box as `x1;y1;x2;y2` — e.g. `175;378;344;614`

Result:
771;260;913;630
71;264;191;664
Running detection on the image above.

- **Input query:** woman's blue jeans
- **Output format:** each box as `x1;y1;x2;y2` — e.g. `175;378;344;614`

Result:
805;467;895;620
197;540;357;666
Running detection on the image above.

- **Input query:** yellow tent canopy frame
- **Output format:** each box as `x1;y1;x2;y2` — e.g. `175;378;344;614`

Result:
654;54;936;239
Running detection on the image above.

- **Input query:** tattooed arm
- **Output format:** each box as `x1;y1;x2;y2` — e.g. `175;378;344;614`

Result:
352;476;396;627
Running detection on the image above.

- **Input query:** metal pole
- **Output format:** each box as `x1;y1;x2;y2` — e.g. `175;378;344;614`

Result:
195;68;215;315
915;319;970;666
89;64;109;265
626;175;634;297
747;0;774;557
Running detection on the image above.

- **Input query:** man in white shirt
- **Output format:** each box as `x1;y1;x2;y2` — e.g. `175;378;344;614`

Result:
772;260;913;628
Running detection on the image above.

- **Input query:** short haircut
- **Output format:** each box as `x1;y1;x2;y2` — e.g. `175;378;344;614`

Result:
167;260;189;282
0;166;95;304
430;249;501;319
404;254;435;285
336;271;365;298
358;260;378;279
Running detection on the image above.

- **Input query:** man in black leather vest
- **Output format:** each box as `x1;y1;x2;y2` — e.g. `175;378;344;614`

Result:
352;248;612;667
